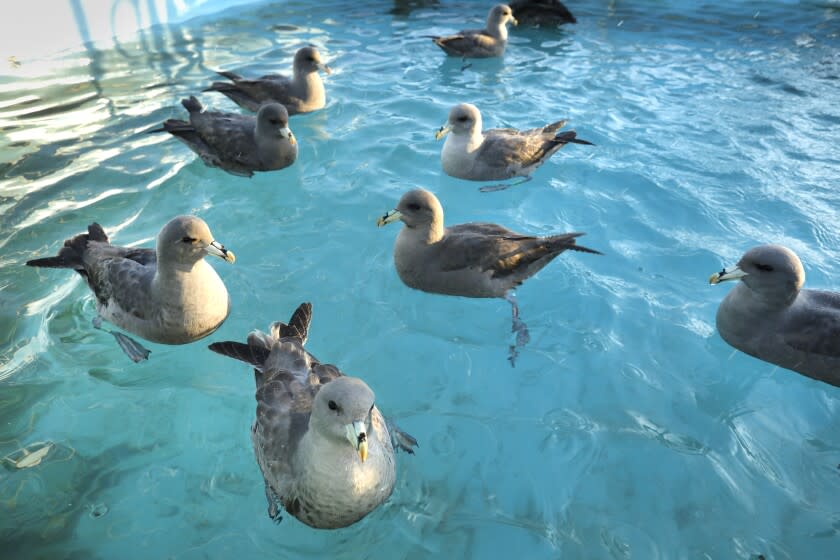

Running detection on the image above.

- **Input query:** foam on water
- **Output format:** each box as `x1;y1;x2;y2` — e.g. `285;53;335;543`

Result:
1;1;839;558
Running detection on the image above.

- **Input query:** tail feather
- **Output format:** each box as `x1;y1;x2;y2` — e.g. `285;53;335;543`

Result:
554;130;594;146
181;95;203;114
270;302;312;342
216;70;243;82
208;341;270;367
548;233;603;255
26;223;108;271
203;82;239;94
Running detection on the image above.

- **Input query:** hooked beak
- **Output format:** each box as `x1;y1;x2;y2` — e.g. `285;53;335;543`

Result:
318;63;332;75
345;420;368;462
279;126;296;146
709;265;746;285
376;209;403;227
206;240;236;263
435;124;451;141
510;16;519;26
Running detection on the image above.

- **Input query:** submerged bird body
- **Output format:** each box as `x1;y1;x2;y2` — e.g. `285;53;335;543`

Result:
26;216;235;346
437;103;592;184
153;96;297;177
430;4;518;58
379;189;601;298
209;304;400;529
204;47;330;114
710;245;840;387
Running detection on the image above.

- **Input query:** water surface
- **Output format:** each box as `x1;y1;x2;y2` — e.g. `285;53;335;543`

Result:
1;1;839;558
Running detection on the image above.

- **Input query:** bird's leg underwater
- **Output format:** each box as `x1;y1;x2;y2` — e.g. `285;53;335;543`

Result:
504;292;530;367
91;317;151;363
460;57;472;71
385;417;419;454
479;175;533;193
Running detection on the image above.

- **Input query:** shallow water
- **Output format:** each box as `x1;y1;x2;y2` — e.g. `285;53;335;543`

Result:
2;0;839;557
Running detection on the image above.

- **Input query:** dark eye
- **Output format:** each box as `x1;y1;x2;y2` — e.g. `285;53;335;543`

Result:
755;263;774;272
328;400;338;411
457;116;468;122
182;236;197;243
406;202;421;211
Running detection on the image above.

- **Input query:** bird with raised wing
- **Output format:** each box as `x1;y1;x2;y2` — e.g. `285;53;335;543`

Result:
208;303;417;529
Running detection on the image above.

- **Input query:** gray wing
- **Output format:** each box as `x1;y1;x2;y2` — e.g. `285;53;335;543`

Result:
205;71;295;112
477;127;560;170
436;224;545;278
188;111;262;174
228;75;296;105
783;291;840;358
83;243;156;318
433;30;499;57
253;369;313;491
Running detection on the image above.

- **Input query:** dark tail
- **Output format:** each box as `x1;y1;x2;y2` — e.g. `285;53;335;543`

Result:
181;95;203;114
548;233;603;255
270;302;312;342
208;341;270;367
554;131;594;146
216;70;242;82
26;223;108;272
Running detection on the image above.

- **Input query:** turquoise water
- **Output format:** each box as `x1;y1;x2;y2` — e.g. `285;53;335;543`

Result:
2;0;839;557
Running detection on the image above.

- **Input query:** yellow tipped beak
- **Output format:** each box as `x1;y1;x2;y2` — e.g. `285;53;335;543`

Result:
280;126;296;146
319;63;332;75
709;266;746;285
346;420;368;462
511;17;518;26
207;240;236;264
376;209;403;227
435;125;451;140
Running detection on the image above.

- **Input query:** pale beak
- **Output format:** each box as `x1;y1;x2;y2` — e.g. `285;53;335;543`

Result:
280;126;296;146
377;209;403;227
435;124;451;141
345;420;368;462
709;265;746;285
318;63;332;75
207;240;236;263
511;17;519;26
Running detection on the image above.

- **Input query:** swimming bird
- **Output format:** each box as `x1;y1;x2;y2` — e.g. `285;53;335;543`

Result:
151;96;297;177
435;103;593;192
428;4;518;59
204;46;331;115
208;303;417;529
709;244;840;388
377;188;601;365
26;216;235;363
509;0;576;26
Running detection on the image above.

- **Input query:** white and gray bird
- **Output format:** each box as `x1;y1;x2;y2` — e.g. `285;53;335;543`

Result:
208;303;417;529
26;216;235;362
710;244;840;388
378;188;601;364
204;46;331;115
151;96;297;177
428;4;518;59
435;103;593;191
